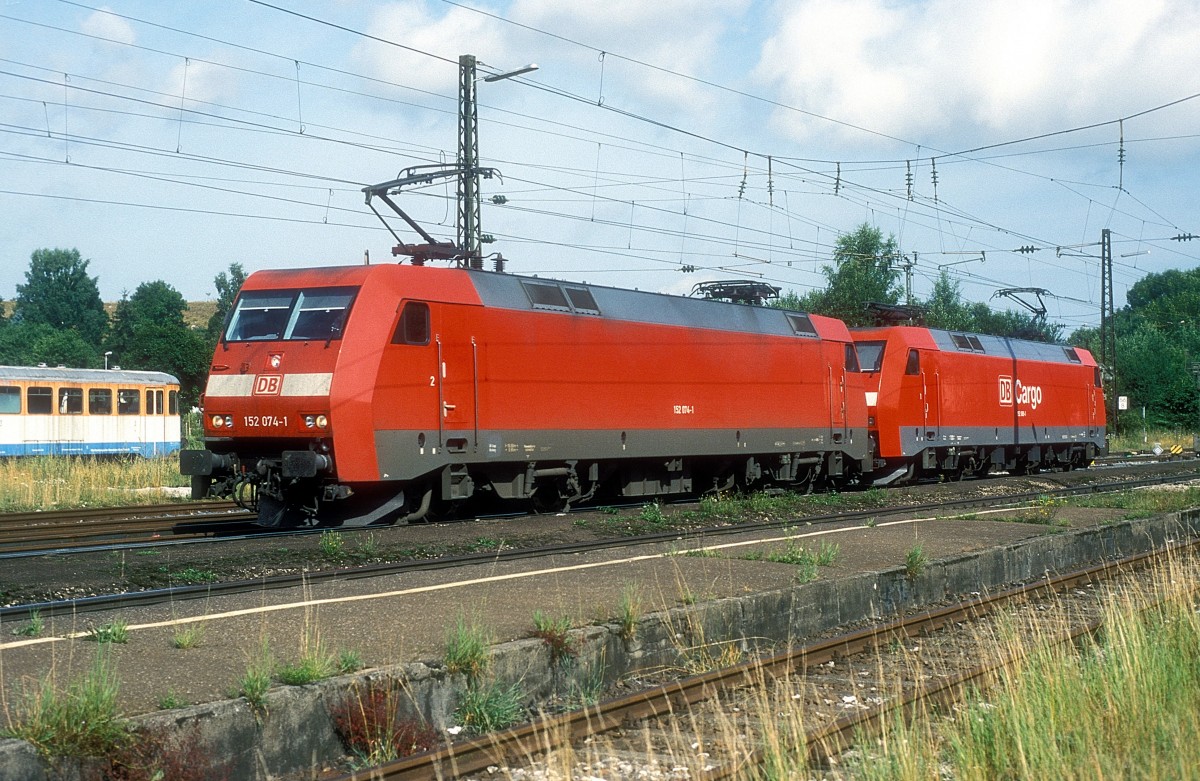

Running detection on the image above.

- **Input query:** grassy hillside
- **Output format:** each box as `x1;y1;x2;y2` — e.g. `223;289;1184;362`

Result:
3;301;217;331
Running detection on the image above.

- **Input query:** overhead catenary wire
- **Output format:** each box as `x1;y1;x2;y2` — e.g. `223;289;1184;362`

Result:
0;2;1193;328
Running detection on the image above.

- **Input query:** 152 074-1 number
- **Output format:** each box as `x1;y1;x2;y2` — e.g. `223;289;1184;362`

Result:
243;415;287;427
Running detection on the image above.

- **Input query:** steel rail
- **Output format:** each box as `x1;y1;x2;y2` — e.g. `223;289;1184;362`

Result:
0;500;253;553
329;523;1200;781
0;460;1192;559
1;469;1196;621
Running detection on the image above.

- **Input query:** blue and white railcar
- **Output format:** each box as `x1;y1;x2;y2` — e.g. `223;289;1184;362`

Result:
0;366;182;457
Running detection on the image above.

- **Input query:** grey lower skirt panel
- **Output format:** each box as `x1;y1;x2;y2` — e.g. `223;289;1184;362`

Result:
373;426;869;482
896;425;1105;457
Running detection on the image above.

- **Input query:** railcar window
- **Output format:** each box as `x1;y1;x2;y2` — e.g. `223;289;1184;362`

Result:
1095;368;1103;388
950;333;985;353
1064;347;1082;363
118;389;141;415
27;386;52;415
145;389;164;415
564;286;600;315
169;390;178;415
89;388;113;415
855;341;886;373
905;349;921;376
392;302;430;345
58;387;83;415
786;313;818;338
523;281;571;311
0;386;19;414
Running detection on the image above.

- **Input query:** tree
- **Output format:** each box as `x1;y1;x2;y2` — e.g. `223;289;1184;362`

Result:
922;270;1062;342
104;280;210;405
207;262;247;340
805;224;902;326
0;322;98;367
14;248;108;348
1124;268;1200;333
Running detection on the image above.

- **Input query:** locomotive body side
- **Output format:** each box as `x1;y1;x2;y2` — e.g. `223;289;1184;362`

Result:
372;272;870;509
854;327;1106;483
185;264;870;526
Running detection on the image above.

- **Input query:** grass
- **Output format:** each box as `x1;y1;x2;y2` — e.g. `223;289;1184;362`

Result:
740;539;840;583
318;529;346;560
1063;485;1200;520
88;620;130;644
11;608;44;637
237;640;275;710
276;628;342;685
171;624;206;650
617;584;642;641
356;532;381;558
444;616;491;683
1110;428;1193;453
330;682;440;767
850;558;1200;780
1;649;130;758
170;567;219;584
0;455;188;512
158;690;189;710
531;611;576;666
454;681;525;735
905;544;928;580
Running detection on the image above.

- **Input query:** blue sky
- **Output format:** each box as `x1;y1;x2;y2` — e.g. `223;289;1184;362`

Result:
2;0;1198;334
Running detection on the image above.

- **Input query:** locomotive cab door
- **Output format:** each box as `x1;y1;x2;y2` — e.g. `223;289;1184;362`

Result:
827;343;854;445
430;305;478;455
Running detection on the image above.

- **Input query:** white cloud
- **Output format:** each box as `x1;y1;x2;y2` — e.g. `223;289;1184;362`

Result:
754;0;1200;149
164;58;229;107
80;6;136;45
512;0;752;116
353;2;514;95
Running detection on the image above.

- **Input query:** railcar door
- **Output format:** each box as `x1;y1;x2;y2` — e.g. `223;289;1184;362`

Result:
55;386;85;454
433;308;478;455
118;388;144;454
827;344;853;446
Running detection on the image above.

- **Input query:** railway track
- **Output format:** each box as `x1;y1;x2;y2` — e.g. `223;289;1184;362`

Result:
0;456;1191;559
2;466;1197;625
0;500;254;554
330;527;1198;780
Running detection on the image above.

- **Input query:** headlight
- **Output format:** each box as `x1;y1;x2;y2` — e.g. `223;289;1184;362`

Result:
304;415;315;428
223;415;233;428
316;415;328;429
211;414;224;428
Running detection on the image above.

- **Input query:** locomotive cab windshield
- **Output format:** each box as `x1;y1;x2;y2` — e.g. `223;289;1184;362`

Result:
224;287;357;342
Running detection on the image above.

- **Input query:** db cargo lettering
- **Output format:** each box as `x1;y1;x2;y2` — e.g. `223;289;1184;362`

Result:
999;376;1043;410
1015;380;1043;410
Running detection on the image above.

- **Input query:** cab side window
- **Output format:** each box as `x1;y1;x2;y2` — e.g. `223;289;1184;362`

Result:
905;349;921;376
392;302;430;345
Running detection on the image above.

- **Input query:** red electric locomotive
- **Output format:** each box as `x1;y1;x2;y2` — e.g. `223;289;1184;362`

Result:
182;264;870;526
853;326;1106;484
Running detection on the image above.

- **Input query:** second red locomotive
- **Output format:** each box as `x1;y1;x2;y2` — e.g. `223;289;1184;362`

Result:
853;326;1105;484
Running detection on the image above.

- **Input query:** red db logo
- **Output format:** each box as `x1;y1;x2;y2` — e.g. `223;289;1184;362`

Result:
253;374;282;395
998;375;1013;406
